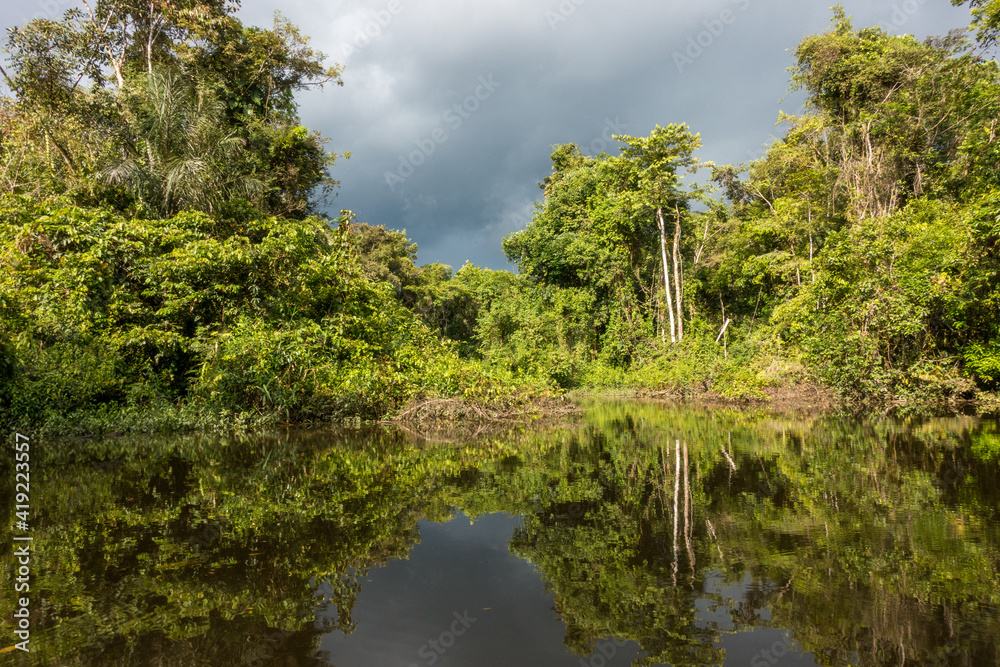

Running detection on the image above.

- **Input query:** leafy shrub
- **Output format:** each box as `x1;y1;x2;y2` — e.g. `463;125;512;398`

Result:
457;266;596;388
964;343;1000;390
0;198;532;431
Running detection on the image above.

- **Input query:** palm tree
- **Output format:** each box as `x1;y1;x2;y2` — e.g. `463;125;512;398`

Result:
103;67;263;217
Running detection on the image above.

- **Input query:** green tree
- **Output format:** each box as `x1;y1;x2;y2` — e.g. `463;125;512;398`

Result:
953;0;1000;47
615;124;707;343
0;2;344;218
348;220;420;293
502;145;658;367
697;9;1000;403
102;67;260;216
790;9;1000;213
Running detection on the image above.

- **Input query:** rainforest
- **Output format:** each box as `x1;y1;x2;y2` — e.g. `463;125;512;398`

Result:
2;3;1000;666
2;3;1000;432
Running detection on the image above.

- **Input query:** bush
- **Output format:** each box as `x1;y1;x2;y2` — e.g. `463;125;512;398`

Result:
0;199;535;431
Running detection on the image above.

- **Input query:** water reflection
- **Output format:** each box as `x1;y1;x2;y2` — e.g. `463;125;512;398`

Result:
0;402;998;665
318;512;642;666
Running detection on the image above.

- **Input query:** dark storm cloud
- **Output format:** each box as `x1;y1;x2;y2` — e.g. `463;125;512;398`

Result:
2;1;976;269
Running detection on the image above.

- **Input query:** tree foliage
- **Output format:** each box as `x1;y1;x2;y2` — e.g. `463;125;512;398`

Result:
953;0;1000;47
476;7;1000;405
0;0;344;218
0;199;535;430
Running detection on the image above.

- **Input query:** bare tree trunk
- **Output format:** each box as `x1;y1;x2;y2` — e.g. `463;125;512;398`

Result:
657;207;676;344
693;215;710;266
715;318;731;343
145;2;156;74
80;1;125;89
673;204;683;343
112;60;125;88
809;209;815;283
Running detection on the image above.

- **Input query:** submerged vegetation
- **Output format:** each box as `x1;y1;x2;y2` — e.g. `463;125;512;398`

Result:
2;2;1000;431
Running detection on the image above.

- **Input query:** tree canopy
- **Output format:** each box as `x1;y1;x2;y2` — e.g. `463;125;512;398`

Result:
0;0;344;219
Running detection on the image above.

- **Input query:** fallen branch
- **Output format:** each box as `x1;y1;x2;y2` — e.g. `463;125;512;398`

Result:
392;396;580;424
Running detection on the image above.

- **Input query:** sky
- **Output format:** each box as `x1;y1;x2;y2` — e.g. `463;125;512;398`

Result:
2;0;978;270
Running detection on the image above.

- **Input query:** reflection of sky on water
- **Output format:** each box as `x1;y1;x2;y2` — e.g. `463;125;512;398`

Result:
316;511;818;666
317;511;640;666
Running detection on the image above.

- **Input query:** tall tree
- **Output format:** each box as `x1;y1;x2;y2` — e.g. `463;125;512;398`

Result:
0;1;344;217
102;68;259;216
790;8;1000;216
615;124;705;344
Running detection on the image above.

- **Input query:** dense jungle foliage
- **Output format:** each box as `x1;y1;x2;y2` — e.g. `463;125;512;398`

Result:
420;4;1000;408
2;2;1000;431
484;5;1000;407
0;0;541;433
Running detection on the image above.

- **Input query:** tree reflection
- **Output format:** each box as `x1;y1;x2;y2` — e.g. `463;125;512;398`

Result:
1;404;998;665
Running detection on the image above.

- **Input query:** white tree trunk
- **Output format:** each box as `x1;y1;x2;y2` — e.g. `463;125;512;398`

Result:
673;205;683;343
657;207;676;344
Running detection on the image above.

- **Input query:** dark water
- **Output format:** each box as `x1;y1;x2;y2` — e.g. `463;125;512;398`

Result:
1;401;999;665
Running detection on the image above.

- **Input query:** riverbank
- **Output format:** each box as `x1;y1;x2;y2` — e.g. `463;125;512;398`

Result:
576;380;1000;419
11;377;1000;440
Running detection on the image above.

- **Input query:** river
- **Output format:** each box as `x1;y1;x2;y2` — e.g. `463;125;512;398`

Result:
1;400;998;665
